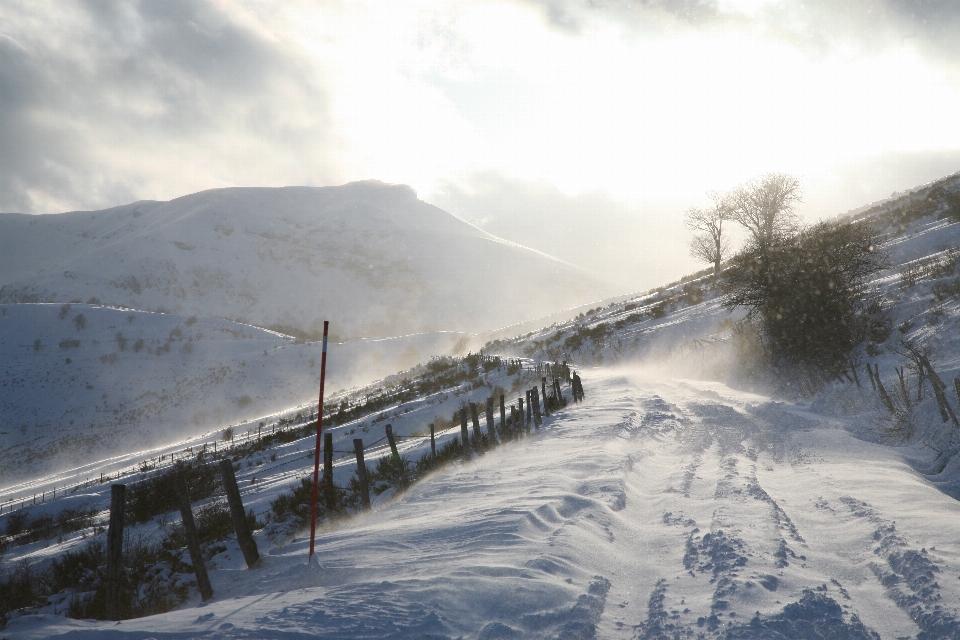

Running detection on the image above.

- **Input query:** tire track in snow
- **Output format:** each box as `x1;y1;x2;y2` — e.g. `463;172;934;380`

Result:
838;496;960;638
630;399;787;635
629;394;888;638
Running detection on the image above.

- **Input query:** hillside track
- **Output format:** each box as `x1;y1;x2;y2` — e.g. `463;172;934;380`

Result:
581;369;960;639
13;367;960;639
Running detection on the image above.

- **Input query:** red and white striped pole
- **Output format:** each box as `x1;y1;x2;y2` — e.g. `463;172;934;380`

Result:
308;321;329;563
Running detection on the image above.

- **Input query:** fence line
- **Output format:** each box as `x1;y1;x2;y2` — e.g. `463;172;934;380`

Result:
1;359;577;550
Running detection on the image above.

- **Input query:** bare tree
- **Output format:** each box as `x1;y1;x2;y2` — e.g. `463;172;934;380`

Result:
685;192;732;274
729;173;802;251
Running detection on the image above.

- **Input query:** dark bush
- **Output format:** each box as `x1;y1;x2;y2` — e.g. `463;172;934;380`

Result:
67;531;189;621
268;478;313;529
932;278;960;302
2;505;98;547
2;530;190;623
125;462;221;525
0;558;45;621
162;500;243;549
370;455;411;494
50;538;105;593
414;436;467;476
721;220;887;384
269;477;348;529
649;301;669;319
3;511;29;537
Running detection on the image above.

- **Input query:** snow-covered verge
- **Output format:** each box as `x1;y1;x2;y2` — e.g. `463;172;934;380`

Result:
0;302;470;487
0;352;566;628
9;368;960;639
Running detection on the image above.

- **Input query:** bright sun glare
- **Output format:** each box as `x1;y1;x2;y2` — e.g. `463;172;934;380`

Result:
280;1;960;207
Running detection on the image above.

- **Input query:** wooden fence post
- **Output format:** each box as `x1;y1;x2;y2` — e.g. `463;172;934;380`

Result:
510;406;518;438
218;459;260;568
519;396;528;435
385;424;401;462
323;432;335;511
555;377;564;406
106;484;126;621
354;439;371;510
849;360;861;389
460;409;471;454
174;467;213;601
917;354;960;427
874;371;896;414
430;424;436;457
541;377;549;415
470;402;482;440
485;397;497;446
499;395;506;439
526;390;533;424
532;387;542;427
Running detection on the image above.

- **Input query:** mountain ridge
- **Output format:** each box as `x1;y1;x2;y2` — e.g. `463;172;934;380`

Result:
0;181;616;340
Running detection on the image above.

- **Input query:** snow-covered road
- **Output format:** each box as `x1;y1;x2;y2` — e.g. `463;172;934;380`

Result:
11;368;960;639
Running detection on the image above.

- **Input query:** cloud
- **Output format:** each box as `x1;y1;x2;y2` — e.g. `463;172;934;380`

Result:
759;1;960;72
428;171;698;292
803;149;960;219
518;0;724;34
519;0;960;74
4;0;958;234
0;0;339;214
428;155;960;295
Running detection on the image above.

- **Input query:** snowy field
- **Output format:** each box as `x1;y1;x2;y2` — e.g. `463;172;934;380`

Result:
0;302;470;487
8;367;960;639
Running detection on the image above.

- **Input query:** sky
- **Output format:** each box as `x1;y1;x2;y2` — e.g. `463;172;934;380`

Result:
3;0;960;291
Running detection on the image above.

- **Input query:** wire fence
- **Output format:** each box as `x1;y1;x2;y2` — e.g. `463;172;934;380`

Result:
0;423;468;547
1;359;575;549
0;421;468;548
0;412;325;515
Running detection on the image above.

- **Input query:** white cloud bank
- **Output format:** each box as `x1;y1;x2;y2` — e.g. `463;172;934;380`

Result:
2;0;960;290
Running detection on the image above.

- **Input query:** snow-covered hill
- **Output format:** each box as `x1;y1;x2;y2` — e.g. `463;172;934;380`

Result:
0;303;469;486
0;181;615;340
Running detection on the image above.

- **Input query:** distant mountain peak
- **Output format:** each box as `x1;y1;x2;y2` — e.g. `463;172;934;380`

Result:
0;182;616;340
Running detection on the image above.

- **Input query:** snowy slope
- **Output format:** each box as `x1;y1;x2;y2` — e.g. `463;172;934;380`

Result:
0;182;615;340
7;174;960;638
10;368;960;638
497;174;960;384
0;303;470;487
